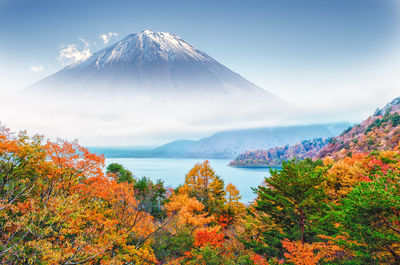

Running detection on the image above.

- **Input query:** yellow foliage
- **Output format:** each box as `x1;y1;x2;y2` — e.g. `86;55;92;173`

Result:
164;193;214;228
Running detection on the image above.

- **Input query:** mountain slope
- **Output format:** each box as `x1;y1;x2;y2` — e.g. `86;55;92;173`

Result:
315;97;400;159
26;30;283;102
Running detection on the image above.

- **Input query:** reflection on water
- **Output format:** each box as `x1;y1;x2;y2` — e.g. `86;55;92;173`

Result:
106;158;272;203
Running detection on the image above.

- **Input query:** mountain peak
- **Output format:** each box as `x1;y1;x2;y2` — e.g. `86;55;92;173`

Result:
139;29;176;38
141;29;156;34
72;30;213;70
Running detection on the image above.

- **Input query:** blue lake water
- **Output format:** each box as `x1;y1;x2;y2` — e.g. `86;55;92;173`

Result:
105;158;271;203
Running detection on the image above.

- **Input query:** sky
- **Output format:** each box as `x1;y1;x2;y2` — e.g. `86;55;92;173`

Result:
0;0;400;144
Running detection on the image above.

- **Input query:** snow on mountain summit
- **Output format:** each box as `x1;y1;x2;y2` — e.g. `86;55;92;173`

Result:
75;30;213;70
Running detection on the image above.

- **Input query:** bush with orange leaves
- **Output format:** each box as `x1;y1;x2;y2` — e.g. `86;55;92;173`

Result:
281;236;345;265
324;150;400;203
194;228;224;248
250;254;269;265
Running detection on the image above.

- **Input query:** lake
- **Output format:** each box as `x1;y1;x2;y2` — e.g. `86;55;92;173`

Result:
105;158;271;203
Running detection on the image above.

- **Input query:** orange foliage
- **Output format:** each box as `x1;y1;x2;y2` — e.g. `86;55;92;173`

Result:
324;150;400;203
164;193;214;228
282;236;343;265
250;254;270;265
324;154;367;202
194;228;224;248
181;160;226;214
0;126;158;264
225;183;245;216
217;214;232;228
184;160;217;191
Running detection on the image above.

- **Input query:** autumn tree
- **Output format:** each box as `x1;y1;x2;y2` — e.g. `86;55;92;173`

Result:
323;154;367;203
0;127;161;264
182;160;226;215
224;183;245;218
0;128;49;260
153;192;214;263
164;192;214;229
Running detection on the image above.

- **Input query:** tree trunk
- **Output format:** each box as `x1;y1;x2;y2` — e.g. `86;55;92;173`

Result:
299;209;305;244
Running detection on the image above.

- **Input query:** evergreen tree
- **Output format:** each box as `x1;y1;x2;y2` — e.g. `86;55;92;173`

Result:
106;162;134;183
251;158;329;258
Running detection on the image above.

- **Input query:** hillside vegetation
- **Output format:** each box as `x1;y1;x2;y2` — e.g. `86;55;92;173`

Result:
316;97;400;159
229;138;329;167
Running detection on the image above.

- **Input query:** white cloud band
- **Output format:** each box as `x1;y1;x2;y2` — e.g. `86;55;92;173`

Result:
58;44;92;64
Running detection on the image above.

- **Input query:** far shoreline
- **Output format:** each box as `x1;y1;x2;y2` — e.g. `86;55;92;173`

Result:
228;164;282;169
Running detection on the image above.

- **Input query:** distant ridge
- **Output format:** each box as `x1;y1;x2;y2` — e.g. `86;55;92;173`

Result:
90;123;351;158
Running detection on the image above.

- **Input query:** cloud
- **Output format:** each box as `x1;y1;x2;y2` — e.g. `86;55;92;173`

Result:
58;44;92;65
100;32;118;45
30;65;44;72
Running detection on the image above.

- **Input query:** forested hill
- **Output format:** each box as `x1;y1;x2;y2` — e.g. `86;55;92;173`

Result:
229;138;330;167
147;123;349;158
315;97;400;159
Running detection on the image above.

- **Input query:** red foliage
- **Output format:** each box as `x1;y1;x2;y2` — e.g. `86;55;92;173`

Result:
368;158;389;175
217;214;232;228
250;254;269;265
194;228;224;248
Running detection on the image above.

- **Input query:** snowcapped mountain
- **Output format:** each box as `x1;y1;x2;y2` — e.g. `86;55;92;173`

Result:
77;30;213;68
27;30;285;102
4;30;299;146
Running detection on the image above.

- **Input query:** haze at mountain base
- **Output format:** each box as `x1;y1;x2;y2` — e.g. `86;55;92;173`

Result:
2;30;300;145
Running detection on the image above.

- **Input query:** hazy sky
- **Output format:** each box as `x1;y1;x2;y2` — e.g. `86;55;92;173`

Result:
1;0;400;144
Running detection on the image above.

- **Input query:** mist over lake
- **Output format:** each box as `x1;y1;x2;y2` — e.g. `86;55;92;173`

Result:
106;158;271;203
